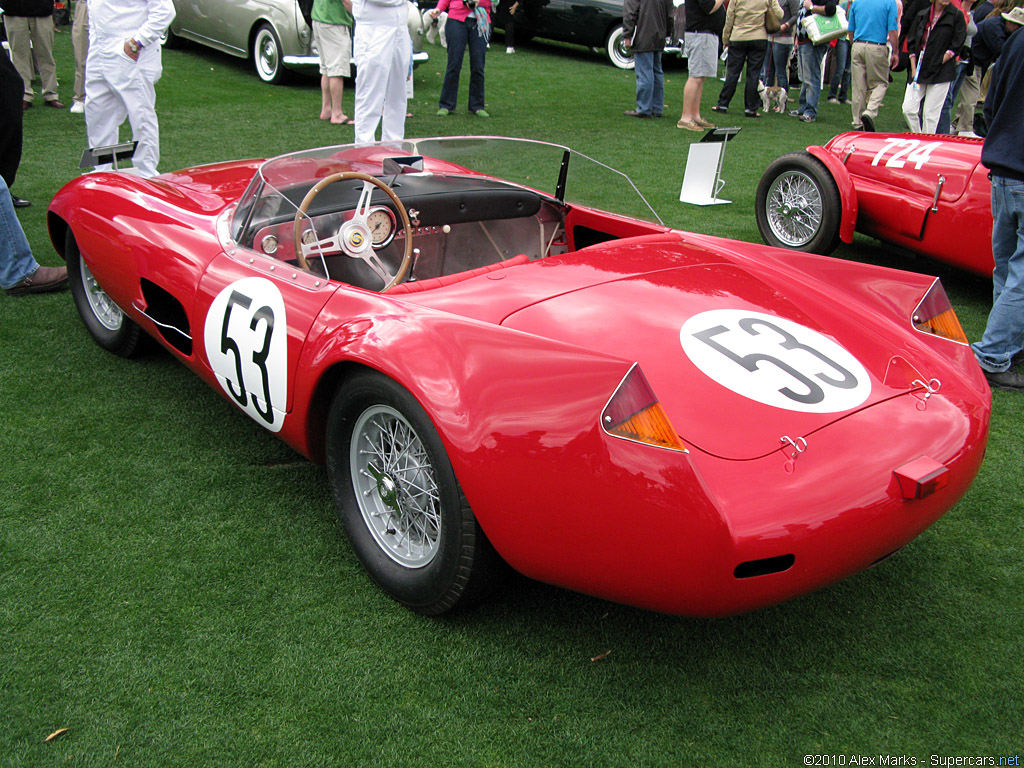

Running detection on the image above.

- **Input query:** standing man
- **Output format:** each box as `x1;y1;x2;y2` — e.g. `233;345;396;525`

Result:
353;0;412;143
84;0;175;178
790;0;838;123
675;0;726;131
623;0;673;118
313;0;354;125
971;21;1024;391
2;0;64;109
847;0;899;131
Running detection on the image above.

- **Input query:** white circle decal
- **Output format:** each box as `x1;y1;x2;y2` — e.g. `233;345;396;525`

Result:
680;310;871;413
204;277;288;432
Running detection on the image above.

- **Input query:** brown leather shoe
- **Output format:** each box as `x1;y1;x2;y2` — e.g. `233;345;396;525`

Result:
22;100;32;110
44;99;66;109
4;266;69;296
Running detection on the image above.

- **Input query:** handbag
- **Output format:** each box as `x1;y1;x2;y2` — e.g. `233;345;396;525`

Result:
800;5;848;44
765;0;782;34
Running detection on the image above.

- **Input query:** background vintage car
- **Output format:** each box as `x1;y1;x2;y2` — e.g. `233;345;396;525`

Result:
165;0;428;83
422;0;681;69
755;132;993;278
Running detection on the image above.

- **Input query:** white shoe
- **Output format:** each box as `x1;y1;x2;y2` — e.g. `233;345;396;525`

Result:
506;46;515;54
958;130;980;138
69;100;84;114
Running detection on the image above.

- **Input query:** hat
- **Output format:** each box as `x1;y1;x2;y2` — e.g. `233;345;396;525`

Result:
1003;6;1024;25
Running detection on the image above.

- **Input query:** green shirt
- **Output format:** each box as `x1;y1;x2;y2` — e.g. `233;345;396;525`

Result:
312;0;353;27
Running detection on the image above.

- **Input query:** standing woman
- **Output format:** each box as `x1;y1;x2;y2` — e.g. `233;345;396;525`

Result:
431;0;493;117
714;0;784;116
902;0;966;133
761;0;801;103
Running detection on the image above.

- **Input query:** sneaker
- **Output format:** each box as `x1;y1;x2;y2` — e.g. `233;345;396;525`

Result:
711;105;728;114
984;368;1024;391
4;266;69;296
958;130;980;138
861;113;875;132
70;100;85;114
800;113;816;122
472;109;490;117
827;97;840;104
789;109;803;117
506;46;515;53
436;108;450;116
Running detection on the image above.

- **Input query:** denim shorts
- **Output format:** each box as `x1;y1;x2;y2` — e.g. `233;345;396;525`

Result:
684;31;719;78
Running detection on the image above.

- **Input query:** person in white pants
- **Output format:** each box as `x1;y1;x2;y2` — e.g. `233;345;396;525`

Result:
352;0;412;145
84;0;175;178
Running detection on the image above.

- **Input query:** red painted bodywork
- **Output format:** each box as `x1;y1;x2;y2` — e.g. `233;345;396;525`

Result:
816;132;992;277
47;145;991;617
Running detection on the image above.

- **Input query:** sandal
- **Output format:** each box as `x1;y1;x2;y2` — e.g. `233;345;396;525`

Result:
331;116;355;125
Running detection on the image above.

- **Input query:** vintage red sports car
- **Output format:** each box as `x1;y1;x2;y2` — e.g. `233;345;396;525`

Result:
755;131;993;277
47;137;990;617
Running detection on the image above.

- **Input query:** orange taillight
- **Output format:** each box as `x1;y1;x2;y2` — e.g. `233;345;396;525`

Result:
602;365;687;452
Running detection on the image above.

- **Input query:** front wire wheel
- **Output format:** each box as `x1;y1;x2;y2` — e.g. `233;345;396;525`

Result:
755;152;842;254
326;371;506;615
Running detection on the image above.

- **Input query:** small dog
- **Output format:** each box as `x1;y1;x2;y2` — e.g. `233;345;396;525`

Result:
758;81;788;114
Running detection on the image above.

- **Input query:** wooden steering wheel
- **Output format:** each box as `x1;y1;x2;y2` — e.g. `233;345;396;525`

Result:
293;172;413;292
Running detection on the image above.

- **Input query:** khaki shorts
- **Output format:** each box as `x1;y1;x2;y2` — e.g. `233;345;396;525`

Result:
314;21;353;77
683;31;719;79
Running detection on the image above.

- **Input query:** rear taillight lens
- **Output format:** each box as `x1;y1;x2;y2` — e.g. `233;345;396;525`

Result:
602;365;687;452
912;279;969;345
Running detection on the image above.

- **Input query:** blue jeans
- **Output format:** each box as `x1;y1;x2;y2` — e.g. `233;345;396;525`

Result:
797;41;827;118
439;16;487;113
633;50;664;116
973;176;1024;373
761;41;792;91
827;38;850;101
718;40;768;113
0;175;38;290
937;60;968;135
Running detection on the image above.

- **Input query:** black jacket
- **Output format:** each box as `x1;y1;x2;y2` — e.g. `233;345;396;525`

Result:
906;3;967;84
686;0;726;35
624;0;674;51
0;0;55;17
982;27;1024;181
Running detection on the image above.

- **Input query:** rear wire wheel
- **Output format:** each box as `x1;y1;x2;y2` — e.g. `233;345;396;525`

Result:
755;151;842;254
326;371;506;615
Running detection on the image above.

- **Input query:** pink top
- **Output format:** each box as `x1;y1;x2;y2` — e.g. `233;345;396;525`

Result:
434;0;492;22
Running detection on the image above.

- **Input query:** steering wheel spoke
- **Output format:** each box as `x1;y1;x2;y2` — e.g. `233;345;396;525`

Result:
293;171;413;292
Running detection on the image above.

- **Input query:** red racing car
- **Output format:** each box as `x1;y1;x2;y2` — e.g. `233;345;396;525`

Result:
756;131;993;277
48;137;990;617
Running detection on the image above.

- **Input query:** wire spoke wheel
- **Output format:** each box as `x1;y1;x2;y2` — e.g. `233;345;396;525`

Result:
79;258;124;332
351;405;441;568
765;170;824;248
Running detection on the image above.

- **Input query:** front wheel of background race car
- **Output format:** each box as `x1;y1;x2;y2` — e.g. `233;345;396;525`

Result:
66;230;146;358
755;151;842;255
326;371;507;615
606;25;635;70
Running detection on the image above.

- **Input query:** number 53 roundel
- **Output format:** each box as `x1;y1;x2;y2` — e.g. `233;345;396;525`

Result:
204;278;288;433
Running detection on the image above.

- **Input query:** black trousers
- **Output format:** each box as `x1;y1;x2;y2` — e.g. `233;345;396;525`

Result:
0;50;24;188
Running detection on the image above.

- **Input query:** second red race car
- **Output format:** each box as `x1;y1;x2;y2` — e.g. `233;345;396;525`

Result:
756;131;993;277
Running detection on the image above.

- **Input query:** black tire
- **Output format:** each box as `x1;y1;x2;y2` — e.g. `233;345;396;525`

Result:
755;151;842;255
66;230;146;358
252;23;289;84
605;25;634;70
326;371;506;615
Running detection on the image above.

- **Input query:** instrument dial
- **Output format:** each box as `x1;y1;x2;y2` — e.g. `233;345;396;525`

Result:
366;207;396;247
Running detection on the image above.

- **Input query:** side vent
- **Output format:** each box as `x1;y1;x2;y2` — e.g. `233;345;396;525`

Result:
139;279;192;356
734;554;795;579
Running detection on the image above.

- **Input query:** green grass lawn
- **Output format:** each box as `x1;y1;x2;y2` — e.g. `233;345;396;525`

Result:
2;29;1022;767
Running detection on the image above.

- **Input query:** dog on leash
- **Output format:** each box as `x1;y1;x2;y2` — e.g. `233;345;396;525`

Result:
758;81;788;114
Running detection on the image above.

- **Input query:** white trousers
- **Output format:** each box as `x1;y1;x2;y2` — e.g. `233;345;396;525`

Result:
353;24;411;145
902;80;950;134
84;41;163;177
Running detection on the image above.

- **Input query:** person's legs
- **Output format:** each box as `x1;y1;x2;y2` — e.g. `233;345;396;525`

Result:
937;62;967;134
29;16;60;102
902;81;924;132
652;50;664;115
438;17;468;110
380;26;410;141
920;81;950;133
465;18;487;112
862;44;889;120
774;42;791;91
954;67;981;134
682;75;706;121
802;42;826;118
744;41;767;113
4;16;35;102
973;176;1024;373
828;38;848;99
0;176;38;291
84;50;129;169
717;43;746;109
